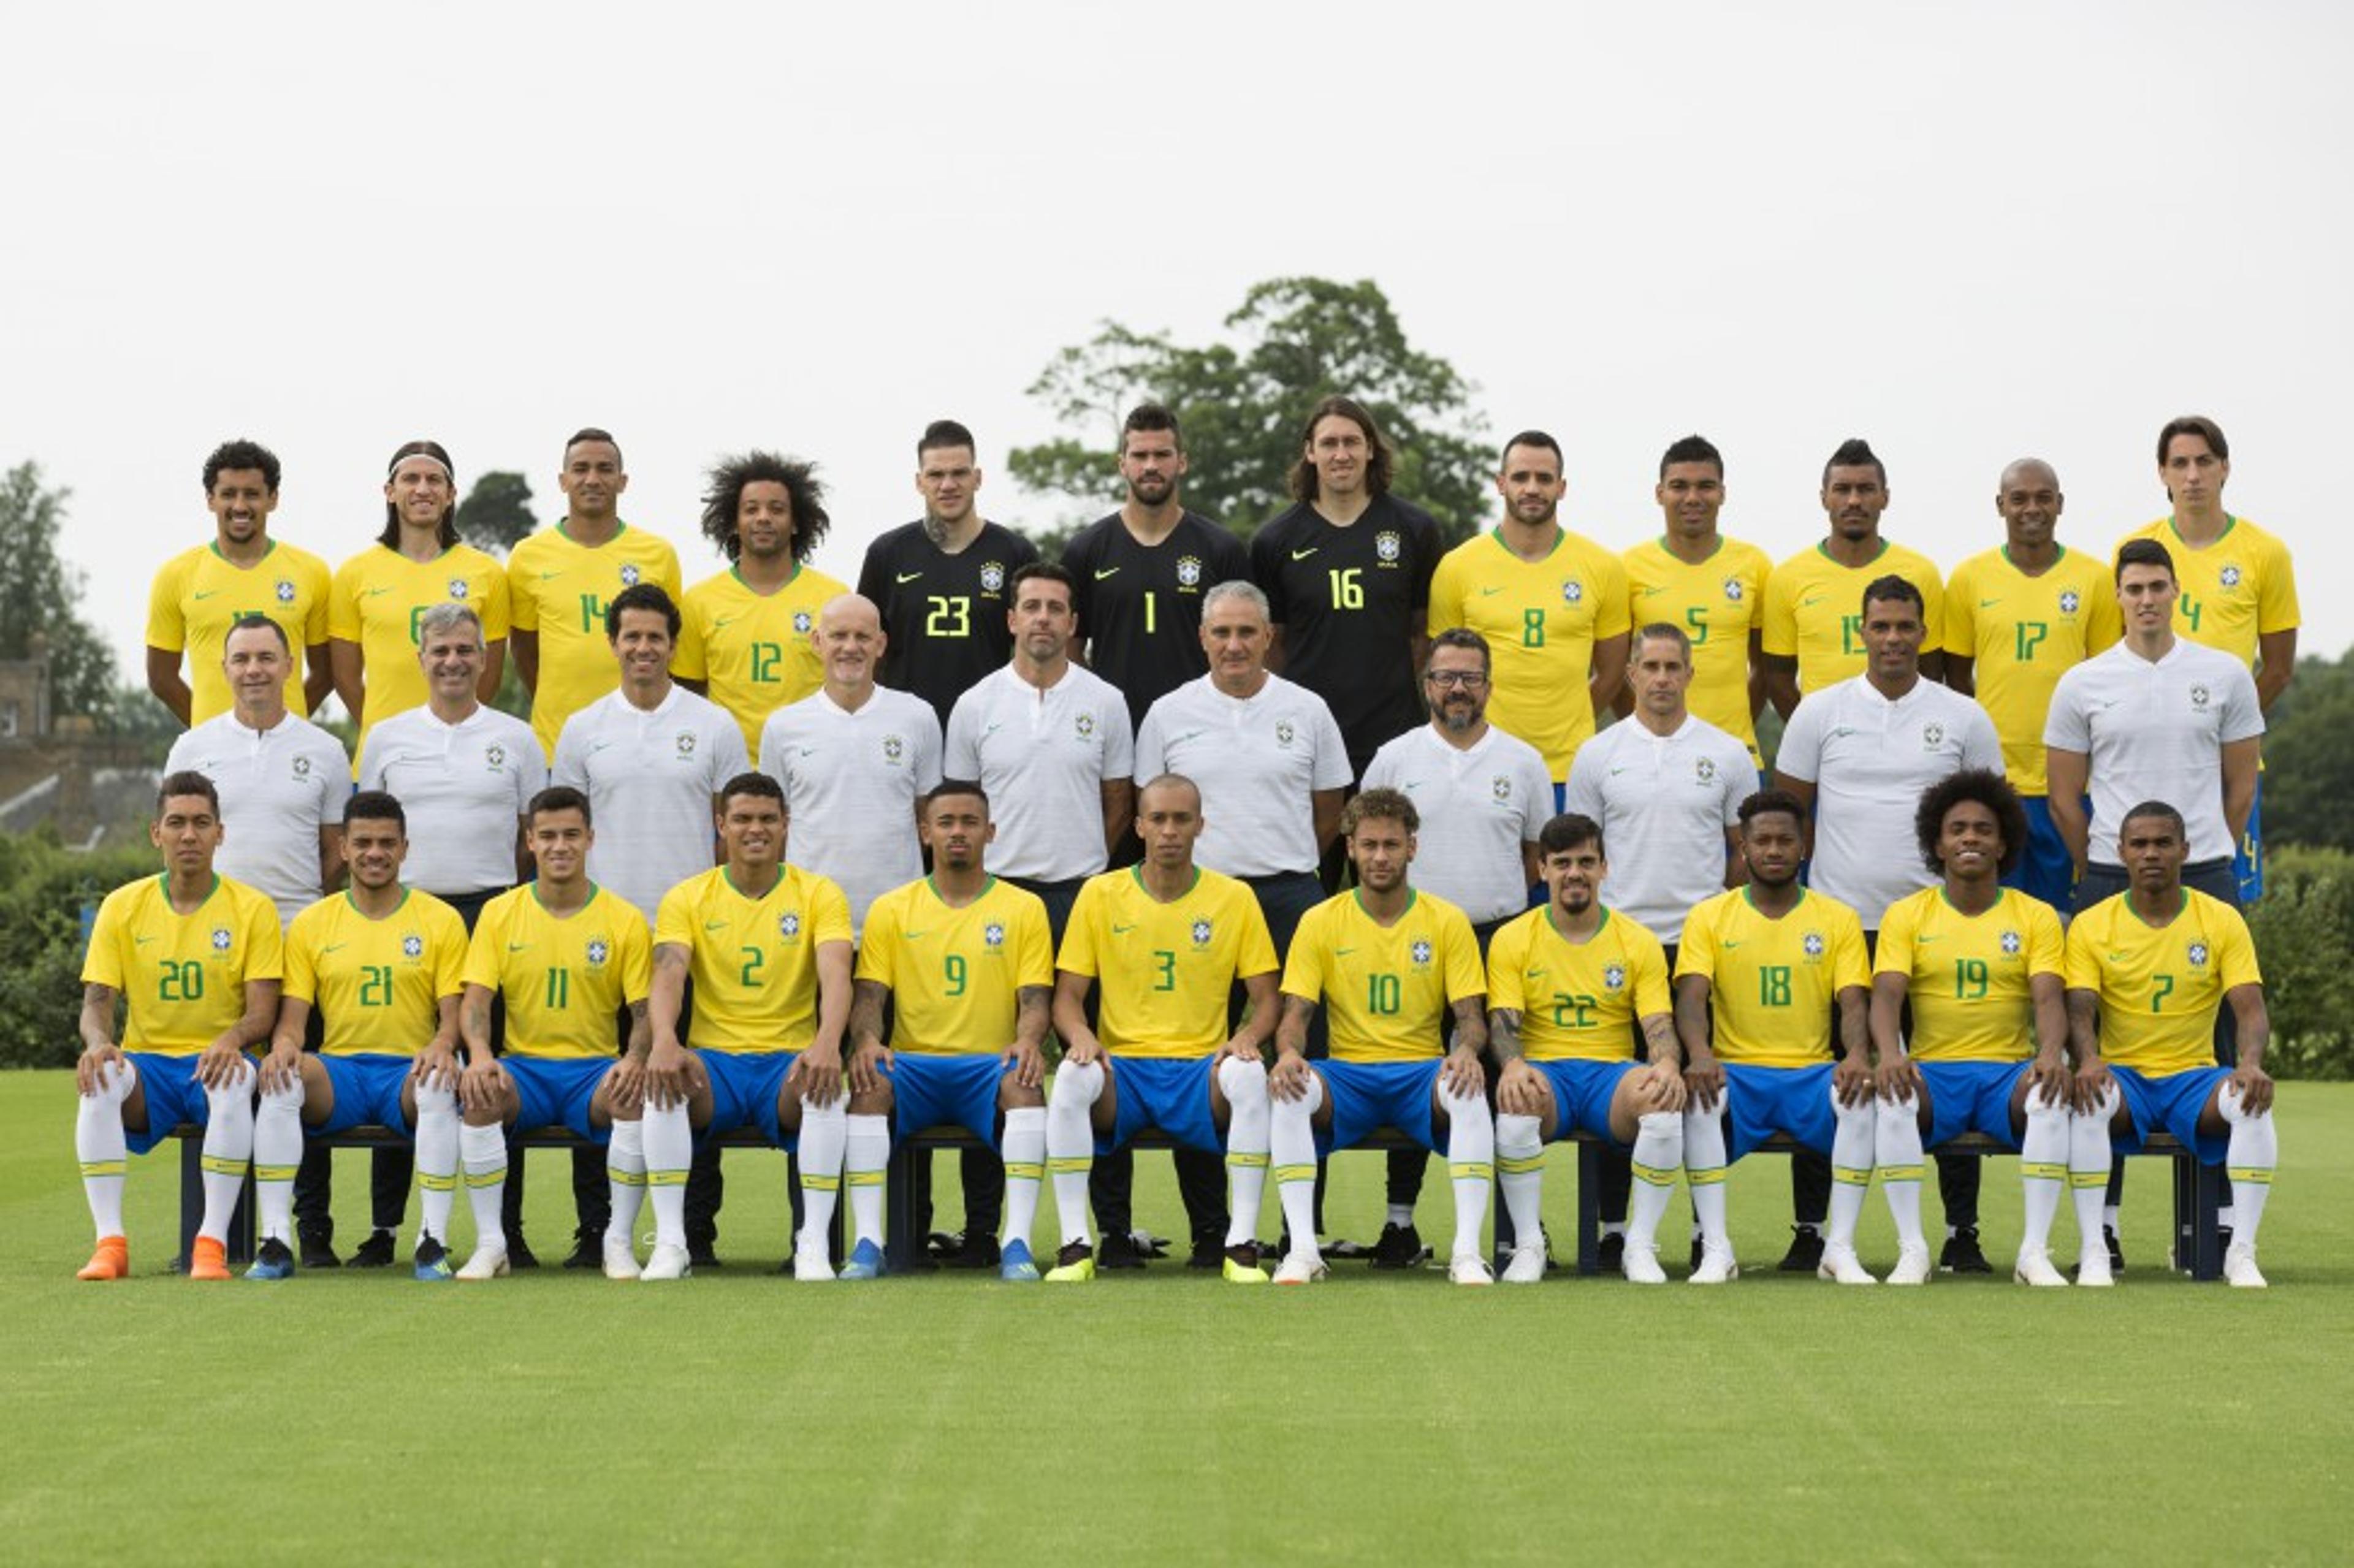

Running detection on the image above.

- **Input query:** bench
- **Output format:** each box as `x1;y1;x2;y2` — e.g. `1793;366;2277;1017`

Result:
174;1122;2224;1280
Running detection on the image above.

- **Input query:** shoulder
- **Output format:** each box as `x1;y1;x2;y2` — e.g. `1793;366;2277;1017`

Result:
221;876;282;926
151;542;209;585
412;890;468;934
1377;496;1442;535
863;522;923;560
278;543;333;580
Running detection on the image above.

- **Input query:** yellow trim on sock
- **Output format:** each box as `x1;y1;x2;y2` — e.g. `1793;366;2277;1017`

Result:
1449;1161;1494;1183
1225;1151;1269;1168
253;1164;298;1183
801;1174;840;1193
419;1173;457;1192
2226;1166;2274;1186
1046;1157;1093;1176
646;1170;688;1188
1003;1162;1043;1182
607;1168;649;1187
1880;1164;1924;1184
2018;1162;2065;1183
1631;1161;1678;1188
845;1170;885;1187
1497;1153;1546;1175
199;1155;246;1178
1273;1164;1316;1186
1686;1166;1727;1186
2068;1171;2108;1189
465;1168;506;1188
79;1160;128;1179
1832;1165;1871;1187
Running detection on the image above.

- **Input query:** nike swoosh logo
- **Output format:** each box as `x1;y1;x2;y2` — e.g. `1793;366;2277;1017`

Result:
705;919;729;931
589;741;615;753
1525;968;1547;980
508;942;531;952
1722;940;1742;950
904;931;929;940
1801;595;1827;608
1094;568;1119;580
1290;548;1319;561
896;572;923;584
1640;585;1667;597
709;616;737;632
1609;766;1629;775
1112;923;1137;934
538;571;562;581
192;590;221;601
1335;946;1356;957
797;746;817;757
322;942;348;954
2109;951;2131;962
1477;586;1504;597
983;723;1003;737
1917;935;1943;945
134;935;156;945
364;587;392;598
1979;598;2002;608
1170;729;1206;746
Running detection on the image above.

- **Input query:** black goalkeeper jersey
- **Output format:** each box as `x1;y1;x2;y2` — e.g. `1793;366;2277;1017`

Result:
855;519;1039;726
1061;509;1250;728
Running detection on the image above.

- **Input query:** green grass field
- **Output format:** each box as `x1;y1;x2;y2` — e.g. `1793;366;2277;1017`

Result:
3;1072;2348;1566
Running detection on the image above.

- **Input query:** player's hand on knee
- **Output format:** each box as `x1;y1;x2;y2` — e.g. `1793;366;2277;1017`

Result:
412;1043;460;1095
607;1056;649;1111
644;1037;691;1111
75;1043;124;1097
841;1042;888;1100
459;1056;508;1115
1496;1059;1543;1117
1439;1046;1485;1100
1638;1060;1688;1114
2230;1064;2274;1116
1269;1048;1313;1102
2070;1059;2112;1116
1832;1054;1875;1108
2024;1055;2070;1109
1683;1057;1724;1111
259;1040;305;1095
1873;1056;1922;1103
1061;1033;1105;1068
1002;1039;1045;1091
196;1035;248;1090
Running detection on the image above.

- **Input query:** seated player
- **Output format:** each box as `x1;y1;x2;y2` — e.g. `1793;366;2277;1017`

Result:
72;771;283;1281
1485;813;1689;1285
645;772;855;1282
2066;799;2277;1288
1677;790;1881;1285
452;786;653;1282
253;791;470;1281
1044;773;1280;1284
1868;771;2079;1287
1267;788;1495;1286
848;783;1054;1281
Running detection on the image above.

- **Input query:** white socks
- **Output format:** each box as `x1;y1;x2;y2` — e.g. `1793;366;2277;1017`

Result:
2217;1082;2276;1250
1439;1082;1492;1262
605;1116;647;1250
460;1121;508;1255
1683;1098;1731;1254
254;1076;305;1244
413;1078;459;1245
1000;1106;1046;1254
1046;1059;1105;1249
642;1100;695;1252
1496;1112;1545;1250
2017;1084;2069;1257
1826;1082;1875;1252
1628;1111;1683;1252
76;1056;135;1241
796;1098;847;1255
2071;1083;2117;1261
198;1060;256;1245
845;1114;889;1250
1873;1092;1926;1254
1271;1071;1324;1260
1218;1058;1270;1249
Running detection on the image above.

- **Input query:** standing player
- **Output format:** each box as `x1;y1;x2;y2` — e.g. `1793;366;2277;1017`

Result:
674;451;848;758
328;440;509;752
1061;402;1250;733
856;419;1040;727
847;785;1056;1280
1043;774;1281;1284
2117;415;2298;904
1266;790;1495;1285
643;773;855;1282
1867;771;2078;1286
147;438;332;726
2066;801;2276;1287
1485;813;1689;1284
251;793;470;1281
450;787;653;1282
1760;438;1947;717
72;773;283;1281
1619;435;1773;765
1425;430;1630;784
508;427;688;760
1251;395;1444;788
1675;791;1882;1285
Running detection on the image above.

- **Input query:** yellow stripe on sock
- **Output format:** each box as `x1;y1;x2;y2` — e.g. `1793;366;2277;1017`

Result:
465;1168;506;1188
607;1168;648;1187
1003;1162;1043;1182
2068;1171;2108;1189
2226;1166;2274;1186
1273;1164;1316;1186
1686;1166;1727;1186
419;1173;457;1192
1631;1161;1678;1188
1046;1157;1093;1176
845;1170;885;1188
1225;1151;1269;1169
802;1174;840;1193
2018;1162;2065;1183
253;1165;298;1183
79;1160;127;1179
1497;1153;1546;1175
1880;1164;1924;1184
199;1155;246;1178
1832;1165;1871;1187
646;1170;688;1188
1449;1161;1493;1183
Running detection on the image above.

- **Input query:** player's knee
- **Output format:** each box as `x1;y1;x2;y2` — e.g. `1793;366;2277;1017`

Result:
998;1076;1044;1111
2024;1083;2066;1121
1636;1109;1681;1144
1050;1059;1103;1108
848;1084;893;1116
1875;1090;1918;1122
2215;1081;2266;1125
1216;1055;1267;1106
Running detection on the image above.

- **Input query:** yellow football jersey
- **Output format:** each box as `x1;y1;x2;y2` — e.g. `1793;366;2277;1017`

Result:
1875;886;2063;1064
463;884;651;1059
1425;530;1630;777
1057;867;1278;1060
1281;889;1485;1064
1621;535;1773;762
328;544;512;747
1760;540;1946;693
282;888;468;1057
2115;516;2299;673
672;564;849;755
655;864;852;1054
1675;887;1868;1067
1485;905;1670;1063
506;524;689;758
1944;546;2121;794
856;877;1053;1056
2065;888;2261;1076
82;873;284;1055
146;541;332;723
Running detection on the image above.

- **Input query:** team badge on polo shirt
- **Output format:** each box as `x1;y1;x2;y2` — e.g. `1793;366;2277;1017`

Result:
983;922;1005;949
1696;758;1717;783
1802;932;1826;961
403;934;425;960
676;731;697;758
293;756;313;779
586;939;611;967
1076;713;1095;740
883;734;905;763
486;745;506;769
1561;579;1585;605
1376;531;1402;565
980;562;1005;594
275;579;295;603
779;912;801;939
1409;939;1433;969
1724;577;1745;603
1275;720;1295;746
1190;918;1213;949
2059;590;2081;615
1177;556;1203;588
2000;931;2022;957
1602;964;1626;992
2187;942;2209;969
1922;723;1945;750
2190;685;2211;711
620;565;642;587
211;927;232;952
1491;774;1512;801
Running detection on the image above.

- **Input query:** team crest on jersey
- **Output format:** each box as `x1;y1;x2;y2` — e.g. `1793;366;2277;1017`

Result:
1176;556;1204;589
2058;590;2081;616
2187;942;2210;969
1921;723;1945;750
2189;684;2211;711
793;611;813;634
1696;758;1717;783
883;734;905;763
1561;579;1585;606
619;565;642;588
486;744;506;769
448;579;470;600
585;939;611;967
1076;713;1095;740
274;579;295;603
1602;964;1626;992
675;731;697;758
1274;720;1295;746
1724;577;1745;603
979;562;1006;595
1409;939;1433;969
292;756;312;779
402;934;424;960
779;912;801;940
2000;930;2022;957
211;927;232;952
983;922;1005;949
2219;565;2242;590
1491;774;1512;802
1190;918;1214;949
1375;531;1403;565
1802;932;1826;960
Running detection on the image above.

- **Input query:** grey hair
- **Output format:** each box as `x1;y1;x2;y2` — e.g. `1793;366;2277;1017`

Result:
415;601;486;645
1202;579;1270;620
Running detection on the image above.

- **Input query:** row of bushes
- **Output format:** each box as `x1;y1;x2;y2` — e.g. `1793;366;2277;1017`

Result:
3;832;2349;1076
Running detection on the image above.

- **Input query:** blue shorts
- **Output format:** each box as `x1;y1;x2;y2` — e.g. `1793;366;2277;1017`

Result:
2003;797;2081;913
1533;1058;1636;1149
506;1057;612;1144
2235;781;2264;904
1916;1059;2030;1152
885;1052;1006;1151
1317;1059;1442;1157
2110;1065;2229;1165
312;1054;415;1136
1103;1055;1222;1155
123;1051;253;1156
1721;1062;1836;1160
696;1049;797;1150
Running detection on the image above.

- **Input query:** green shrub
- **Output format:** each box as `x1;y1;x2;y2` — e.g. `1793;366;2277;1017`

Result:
2247;846;2354;1079
0;828;160;1069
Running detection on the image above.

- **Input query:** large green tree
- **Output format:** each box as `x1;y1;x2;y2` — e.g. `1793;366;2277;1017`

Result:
455;470;538;557
1007;277;1491;551
0;462;120;722
2255;652;2354;853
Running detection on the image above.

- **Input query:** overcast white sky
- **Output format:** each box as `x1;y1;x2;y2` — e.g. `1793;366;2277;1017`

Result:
7;2;2348;691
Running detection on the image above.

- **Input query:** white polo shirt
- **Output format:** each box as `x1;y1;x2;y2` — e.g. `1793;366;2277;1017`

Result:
1564;713;1754;946
552;683;749;929
1359;721;1551;925
2044;639;2263;867
357;702;547;897
1133;672;1352;878
944;662;1135;883
1777;674;2003;927
758;683;943;937
164;710;351;926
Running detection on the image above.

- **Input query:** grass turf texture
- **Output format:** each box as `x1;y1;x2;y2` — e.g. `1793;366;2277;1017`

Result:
3;1073;2348;1566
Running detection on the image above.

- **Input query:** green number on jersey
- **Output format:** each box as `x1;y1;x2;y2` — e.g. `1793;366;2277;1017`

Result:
360;965;393;1008
408;604;430;645
749;642;783;683
159;959;204;1003
1366;973;1401;1014
739;945;766;989
1329;568;1365;611
1550;992;1598;1030
579;594;607;634
545;965;571;1010
2177;592;2204;633
1152;950;1176;992
925;596;971;638
1522;607;1546;648
2151;972;2175;1013
945;954;968;997
1954;957;1988;1000
1685;606;1710;646
2013;622;2049;662
1839;613;1864;656
1758;965;1792;1007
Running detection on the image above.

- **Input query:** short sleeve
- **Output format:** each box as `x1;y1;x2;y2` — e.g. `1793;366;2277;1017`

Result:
328;556;365;643
2219;663;2265;745
550;712;590;790
1425;548;1465;641
854;892;902;986
2025;899;2065;980
652;881;696;951
2217;905;2263;990
1830;910;1870;992
146;557;187;653
282;910;322;1004
810;877;854;947
1309;699;1354;791
1873;897;1918;980
1590;552;1632;640
463;905;506;992
943;688;981;780
910;705;945;793
1960;701;2004;772
1761;568;1799;659
616;915;652;1005
1099;691;1135;781
1233;889;1278;979
1775;693;1826;785
1055;879;1103;980
478;561;512;641
1562;742;1604;821
1132;703;1168;782
82;894;127;990
429;902;468;996
2042;668;2091;752
1442;908;1484;1004
1629;927;1672;1018
2257;535;2300;635
2063;913;2103;993
1484;919;1529;1014
1015;897;1054;989
1943;560;1981;658
1674;904;1718;983
1279;905;1330;1002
